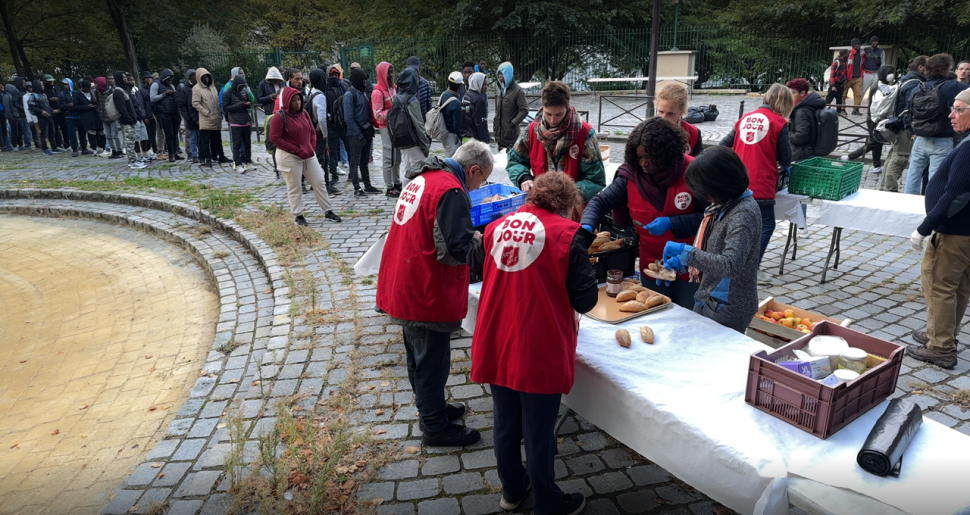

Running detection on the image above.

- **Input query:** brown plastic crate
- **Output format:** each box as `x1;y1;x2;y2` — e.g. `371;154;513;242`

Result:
744;321;903;439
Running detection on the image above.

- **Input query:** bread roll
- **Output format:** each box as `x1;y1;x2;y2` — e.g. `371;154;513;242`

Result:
616;290;638;302
636;290;650;304
644;295;666;309
598;241;622;252
616;329;632;348
619;301;648;313
640;326;655;344
597;231;611;238
592;235;610;247
627;285;647;293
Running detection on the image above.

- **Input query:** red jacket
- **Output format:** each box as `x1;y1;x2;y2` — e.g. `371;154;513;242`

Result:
471;204;580;394
371;62;396;129
270;87;316;159
846;48;865;81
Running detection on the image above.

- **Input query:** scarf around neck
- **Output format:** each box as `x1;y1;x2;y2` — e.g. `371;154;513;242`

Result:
535;105;582;163
689;189;754;282
618;156;687;212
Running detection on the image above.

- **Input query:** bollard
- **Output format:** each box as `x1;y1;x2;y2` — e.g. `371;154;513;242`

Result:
738;100;745;120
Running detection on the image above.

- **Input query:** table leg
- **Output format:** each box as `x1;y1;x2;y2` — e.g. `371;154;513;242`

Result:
821;227;843;284
778;222;797;275
834;228;842;269
555;406;575;436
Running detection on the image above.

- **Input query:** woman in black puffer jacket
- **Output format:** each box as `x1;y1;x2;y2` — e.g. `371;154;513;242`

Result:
223;74;253;171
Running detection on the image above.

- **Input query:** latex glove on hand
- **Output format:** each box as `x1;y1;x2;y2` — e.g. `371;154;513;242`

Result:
663;242;695;273
645;217;673;236
662;241;686;261
910;230;926;252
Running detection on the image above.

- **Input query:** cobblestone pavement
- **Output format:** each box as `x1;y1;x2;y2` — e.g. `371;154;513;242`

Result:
0;130;967;515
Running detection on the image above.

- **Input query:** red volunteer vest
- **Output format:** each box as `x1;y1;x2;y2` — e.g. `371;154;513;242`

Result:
471;204;580;395
627;155;699;280
376;170;469;323
731;107;787;200
681;120;700;156
527;120;593;181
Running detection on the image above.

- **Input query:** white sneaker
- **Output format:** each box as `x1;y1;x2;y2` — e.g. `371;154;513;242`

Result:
840;155;849;161
238;164;247;174
146;151;157;160
129;161;147;169
757;270;773;286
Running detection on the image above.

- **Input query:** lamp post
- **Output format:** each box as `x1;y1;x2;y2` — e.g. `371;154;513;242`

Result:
671;0;680;51
646;0;661;117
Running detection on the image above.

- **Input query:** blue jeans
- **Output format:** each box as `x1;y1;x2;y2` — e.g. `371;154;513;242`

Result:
188;129;198;157
758;202;776;266
904;136;953;195
401;326;452;434
492;384;564;514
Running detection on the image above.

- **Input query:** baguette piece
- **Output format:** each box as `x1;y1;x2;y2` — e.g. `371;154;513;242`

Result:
644;295;666;309
619;301;648;313
591;235;610;247
615;290;639;302
635;290;650;304
598;241;623;252
616;329;632;348
640;326;655;344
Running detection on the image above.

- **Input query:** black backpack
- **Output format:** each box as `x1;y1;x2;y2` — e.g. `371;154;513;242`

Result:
324;85;347;133
388;94;419;149
307;91;323;127
911;81;948;137
813;107;839;156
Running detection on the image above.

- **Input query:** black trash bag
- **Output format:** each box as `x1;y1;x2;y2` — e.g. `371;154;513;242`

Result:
704;105;719;121
685;108;704;124
856;398;923;477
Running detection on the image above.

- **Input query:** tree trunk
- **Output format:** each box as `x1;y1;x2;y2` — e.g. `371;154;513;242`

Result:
104;0;139;76
0;0;28;77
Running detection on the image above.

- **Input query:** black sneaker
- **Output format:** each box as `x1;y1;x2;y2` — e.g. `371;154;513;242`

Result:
852;110;862;116
421;423;481;447
217;156;231;164
556;493;586;515
108;151;123;159
327;185;340;195
295;215;309;226
354;189;367;198
191;157;199;164
386;188;399;198
202;159;212;167
363;185;381;194
500;485;531;510
446;403;466;420
325;211;342;223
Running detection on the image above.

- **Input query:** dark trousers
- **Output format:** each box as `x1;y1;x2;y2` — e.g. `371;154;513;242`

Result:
53;113;68;147
8;118;22;147
758;202;776;266
66;117;87;151
491;384;564;515
230;125;252;165
327;132;348;184
347;134;373;189
145;118;157;153
315;133;331;184
826;83;845;110
198;129;222;161
402;326;453;434
694;300;748;333
36;117;51;150
640;277;701;311
158;112;180;157
0;118;8;148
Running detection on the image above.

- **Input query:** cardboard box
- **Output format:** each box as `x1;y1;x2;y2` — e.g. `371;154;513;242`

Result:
747;297;851;349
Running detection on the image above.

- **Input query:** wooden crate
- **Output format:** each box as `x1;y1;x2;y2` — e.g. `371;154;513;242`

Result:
746;297;851;349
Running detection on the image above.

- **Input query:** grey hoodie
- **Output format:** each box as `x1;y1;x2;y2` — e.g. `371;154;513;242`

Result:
395;68;430;153
3;84;19;119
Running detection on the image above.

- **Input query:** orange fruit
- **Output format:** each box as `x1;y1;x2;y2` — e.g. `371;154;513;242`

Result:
783;309;795;319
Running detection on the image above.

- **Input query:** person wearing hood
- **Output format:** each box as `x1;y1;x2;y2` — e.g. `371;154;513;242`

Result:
507;81;606;202
493;62;529;150
324;65;350;188
372;61;401;197
224;73;254;172
394;68;432;185
109;71;140;166
193;68;230;167
18;77;38;150
344;67;379;196
27;79;59;154
151;69;182;161
881;56;928;192
307;68;339;195
376;143;492;449
407;56;431;120
461;72;490;144
786;78;828;161
268;86;342;226
58;78;82;155
3;83;23;151
42;74;67;149
124;73;149;164
257;66;285;116
582;117;707;308
137;71;157;158
71;79;98;155
177;69;199;162
439;72;464;158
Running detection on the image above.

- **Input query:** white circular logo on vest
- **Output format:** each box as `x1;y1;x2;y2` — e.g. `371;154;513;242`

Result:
739;113;770;145
490;212;546;272
674;192;692;210
394;176;426;226
569;144;580;160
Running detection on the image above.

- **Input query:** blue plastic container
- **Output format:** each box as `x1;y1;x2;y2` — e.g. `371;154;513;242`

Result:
469;184;526;227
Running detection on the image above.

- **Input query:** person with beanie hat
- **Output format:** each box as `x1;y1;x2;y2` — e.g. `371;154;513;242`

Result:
372;61;401;196
439;71;464;157
344;67;379;195
223;73;254;172
408;56;432;119
324;64;349;188
152;69;182;162
308;67;339;195
139;70;158;158
862;36;884;95
177;69;200;162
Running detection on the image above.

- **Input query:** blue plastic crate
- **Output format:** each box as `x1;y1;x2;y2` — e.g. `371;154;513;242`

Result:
470;184;526;227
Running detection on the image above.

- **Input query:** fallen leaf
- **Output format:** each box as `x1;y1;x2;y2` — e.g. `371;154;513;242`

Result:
161;405;171;410
19;360;27;364
252;380;261;387
367;385;375;391
375;409;385;416
129;504;139;513
9;443;18;449
342;479;356;490
404;446;419;454
50;429;60;436
158;473;165;478
654;497;667;505
374;429;386;435
79;404;89;410
144;355;152;359
264;289;272;294
150;463;163;468
217;423;227;429
355;460;367;468
228;378;239;384
380;381;389;387
81;434;87;438
148;406;157;411
576;440;583;446
148;366;156;372
557;437;564;443
369;497;385;506
913;390;924;395
208;373;216;378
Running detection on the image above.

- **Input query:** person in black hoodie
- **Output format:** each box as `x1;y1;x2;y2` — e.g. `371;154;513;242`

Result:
3;83;22;150
786;78;827;161
139;71;157;156
223;74;253;172
177;69;199;162
152;69;181;161
42;75;67;149
461;72;490;143
28;80;58;154
73;79;101;155
58;78;82;155
110;71;139;164
324;65;348;188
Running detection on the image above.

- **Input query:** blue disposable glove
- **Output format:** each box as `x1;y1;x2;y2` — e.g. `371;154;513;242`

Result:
663;243;695;274
662;241;685;261
645;217;673;236
581;224;594;234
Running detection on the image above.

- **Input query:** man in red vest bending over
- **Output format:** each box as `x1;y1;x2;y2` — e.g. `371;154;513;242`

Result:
376;140;493;447
507;81;606;202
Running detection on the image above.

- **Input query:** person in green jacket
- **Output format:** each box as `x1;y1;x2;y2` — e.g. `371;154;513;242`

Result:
506;81;605;202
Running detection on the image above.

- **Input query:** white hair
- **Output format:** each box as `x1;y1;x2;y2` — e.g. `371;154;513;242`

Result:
453;140;494;173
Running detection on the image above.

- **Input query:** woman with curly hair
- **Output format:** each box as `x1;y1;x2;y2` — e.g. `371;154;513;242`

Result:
581;117;707;308
472;172;598;515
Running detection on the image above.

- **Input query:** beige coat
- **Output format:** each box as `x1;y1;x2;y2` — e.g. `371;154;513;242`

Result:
192;67;222;131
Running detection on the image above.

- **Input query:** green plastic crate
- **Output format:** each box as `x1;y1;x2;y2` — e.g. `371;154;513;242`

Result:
788;158;864;200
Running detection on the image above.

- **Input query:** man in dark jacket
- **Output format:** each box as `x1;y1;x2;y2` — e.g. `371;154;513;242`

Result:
440;72;463;157
904;53;970;194
151;69;181;161
58;78;82;155
42;74;67;149
882;56;928;192
139;71;157;156
325;65;349;187
462;72;490;143
906;88;970;369
223;74;254;171
28;80;57;154
786;78;826;161
3;83;22;150
407;56;432;120
862;36;884;95
256;66;284;116
177;69;199;162
112;71;139;166
72;79;99;155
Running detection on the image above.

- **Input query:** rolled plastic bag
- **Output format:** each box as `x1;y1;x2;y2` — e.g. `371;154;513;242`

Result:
856;398;922;477
354;232;386;277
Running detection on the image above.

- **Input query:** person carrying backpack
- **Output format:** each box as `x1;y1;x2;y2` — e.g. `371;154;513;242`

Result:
786;78;827;161
903;53;969;195
343;68;379;197
462;72;490;144
841;65;896;170
391;67;431;186
372;61;401;197
324;65;349;189
826;50;849;113
438;72;464;158
880;56;928;192
308;68;339;195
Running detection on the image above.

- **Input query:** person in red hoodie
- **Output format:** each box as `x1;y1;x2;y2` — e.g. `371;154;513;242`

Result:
842;38;865;116
472;172;598;515
269;87;342;227
371;61;401;197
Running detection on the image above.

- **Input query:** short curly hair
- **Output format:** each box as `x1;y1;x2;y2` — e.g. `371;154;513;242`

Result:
624;118;688;175
527;172;584;219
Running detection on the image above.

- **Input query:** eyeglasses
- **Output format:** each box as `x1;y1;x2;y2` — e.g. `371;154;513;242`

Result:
952;106;970;115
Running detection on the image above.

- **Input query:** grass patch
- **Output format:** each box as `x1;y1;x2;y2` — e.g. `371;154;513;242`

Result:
236;205;325;266
366;208;385;216
213;250;230;259
952;389;970;409
217;340;243;355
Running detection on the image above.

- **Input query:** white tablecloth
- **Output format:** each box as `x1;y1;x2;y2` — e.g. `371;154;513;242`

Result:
462;283;970;515
489;151;620;188
775;189;810;230
815;189;926;238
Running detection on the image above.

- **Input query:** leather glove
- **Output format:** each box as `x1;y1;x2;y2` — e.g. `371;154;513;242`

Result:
645;217;673;236
910;230;926;252
662;241;686;261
